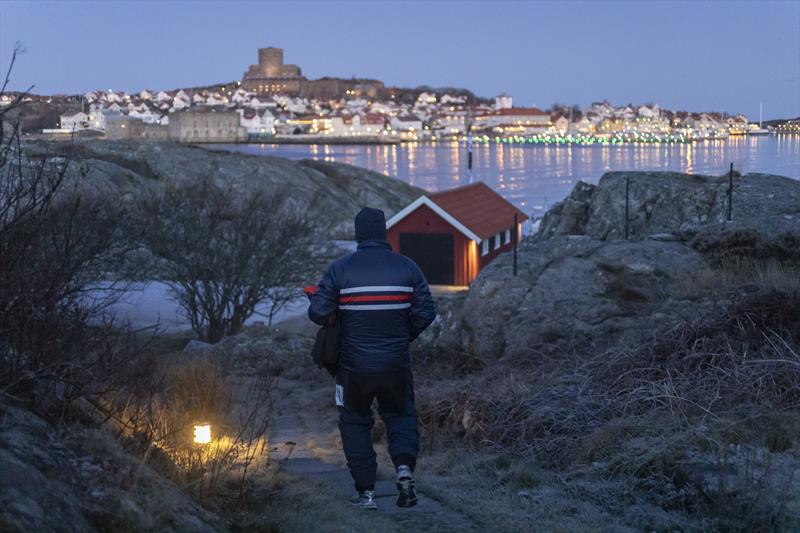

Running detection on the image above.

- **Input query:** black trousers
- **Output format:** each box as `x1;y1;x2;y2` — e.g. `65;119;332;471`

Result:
336;368;419;491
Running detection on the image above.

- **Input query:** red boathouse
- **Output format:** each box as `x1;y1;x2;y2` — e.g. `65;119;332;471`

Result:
386;182;529;286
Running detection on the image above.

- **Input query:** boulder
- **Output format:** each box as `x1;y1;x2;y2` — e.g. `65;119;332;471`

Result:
443;236;707;360
536;171;800;243
0;401;224;532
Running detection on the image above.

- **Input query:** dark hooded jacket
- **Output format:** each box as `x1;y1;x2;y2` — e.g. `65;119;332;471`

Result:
308;207;437;374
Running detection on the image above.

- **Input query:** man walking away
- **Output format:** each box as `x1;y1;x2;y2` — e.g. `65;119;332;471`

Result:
308;207;436;510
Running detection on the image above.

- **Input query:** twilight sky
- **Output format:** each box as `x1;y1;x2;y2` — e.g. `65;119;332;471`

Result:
1;0;798;120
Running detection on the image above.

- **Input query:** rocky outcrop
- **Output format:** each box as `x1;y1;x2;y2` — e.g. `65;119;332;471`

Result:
537;171;800;242
440;171;799;361
0;400;224;533
23;141;424;239
439;235;709;359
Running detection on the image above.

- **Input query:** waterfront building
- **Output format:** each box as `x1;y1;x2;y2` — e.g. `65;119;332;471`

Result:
434;113;468;136
386;182;528;286
571;116;596;134
475;107;550;130
390;115;423;138
727;115;749;135
599;116;626;133
168;109;246;142
551;115;570;135
106;115;168;140
238;108;276;136
330;113;386;137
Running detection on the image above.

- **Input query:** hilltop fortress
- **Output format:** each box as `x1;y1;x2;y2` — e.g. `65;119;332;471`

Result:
241;46;385;99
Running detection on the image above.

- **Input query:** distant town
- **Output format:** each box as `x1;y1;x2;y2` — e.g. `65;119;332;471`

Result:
3;46;798;145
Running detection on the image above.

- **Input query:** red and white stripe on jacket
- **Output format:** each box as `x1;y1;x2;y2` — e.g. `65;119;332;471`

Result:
338;285;413;311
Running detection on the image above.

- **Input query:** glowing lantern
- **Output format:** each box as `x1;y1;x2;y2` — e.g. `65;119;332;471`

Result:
193;424;212;444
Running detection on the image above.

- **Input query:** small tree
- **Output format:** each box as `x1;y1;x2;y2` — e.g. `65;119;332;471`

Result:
135;180;320;343
0;46;140;407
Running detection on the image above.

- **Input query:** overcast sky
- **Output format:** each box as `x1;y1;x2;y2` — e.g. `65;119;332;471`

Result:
1;0;798;119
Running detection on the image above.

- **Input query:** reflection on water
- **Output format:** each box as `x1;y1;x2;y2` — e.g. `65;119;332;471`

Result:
217;135;799;214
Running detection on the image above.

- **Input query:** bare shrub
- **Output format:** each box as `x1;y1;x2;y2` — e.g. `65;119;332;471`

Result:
133;180;321;343
0;63;137;411
111;352;273;499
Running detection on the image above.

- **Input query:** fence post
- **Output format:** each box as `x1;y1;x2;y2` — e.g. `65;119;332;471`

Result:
513;212;518;276
727;162;733;221
624;177;630;240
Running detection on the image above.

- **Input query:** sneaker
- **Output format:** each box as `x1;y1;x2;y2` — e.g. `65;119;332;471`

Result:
396;465;417;508
350;490;377;510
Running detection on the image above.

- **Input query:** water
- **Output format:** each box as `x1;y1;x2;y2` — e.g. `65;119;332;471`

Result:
217;135;799;213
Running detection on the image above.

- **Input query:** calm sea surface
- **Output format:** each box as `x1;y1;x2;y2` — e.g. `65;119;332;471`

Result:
216;136;799;214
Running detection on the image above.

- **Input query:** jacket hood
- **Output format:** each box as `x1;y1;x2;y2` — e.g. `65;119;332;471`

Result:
354;207;387;243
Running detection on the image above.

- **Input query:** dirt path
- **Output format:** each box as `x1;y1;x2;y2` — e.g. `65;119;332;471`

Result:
268;382;480;531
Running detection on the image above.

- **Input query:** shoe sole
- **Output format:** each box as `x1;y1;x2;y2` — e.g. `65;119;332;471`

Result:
352;502;378;510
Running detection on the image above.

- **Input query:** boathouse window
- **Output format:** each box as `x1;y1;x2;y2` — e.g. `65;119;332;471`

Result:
494;233;502;250
481;239;489;256
504;229;511;245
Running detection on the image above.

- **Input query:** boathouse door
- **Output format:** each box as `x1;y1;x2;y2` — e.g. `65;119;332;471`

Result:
398;232;454;285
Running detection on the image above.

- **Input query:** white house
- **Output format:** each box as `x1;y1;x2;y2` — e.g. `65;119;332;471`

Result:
231;88;254;104
330;113;386;137
390;115;423;137
551;115;570;135
201;93;228;106
571;116;595;134
129;107;162;124
238;108;275;135
60;112;89;131
638;104;660;118
416;92;437;104
440;94;467;105
246;96;277;109
436;113;467;136
494;94;513;110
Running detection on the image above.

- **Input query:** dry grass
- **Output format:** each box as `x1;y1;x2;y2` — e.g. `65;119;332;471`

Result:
414;261;800;530
671;258;800;299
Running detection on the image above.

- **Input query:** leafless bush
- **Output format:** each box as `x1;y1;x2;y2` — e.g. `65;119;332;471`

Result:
0;58;138;411
132;180;322;343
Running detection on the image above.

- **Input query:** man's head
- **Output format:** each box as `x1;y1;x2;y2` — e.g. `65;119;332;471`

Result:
354;207;387;243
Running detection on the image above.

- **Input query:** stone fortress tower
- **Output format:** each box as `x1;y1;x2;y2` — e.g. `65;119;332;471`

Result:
240;46;385;99
242;47;305;95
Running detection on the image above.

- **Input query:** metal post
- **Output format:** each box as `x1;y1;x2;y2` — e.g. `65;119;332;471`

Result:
513;213;518;276
624;177;630;240
727;162;733;221
467;129;474;184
